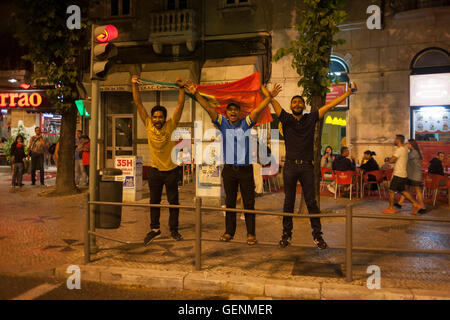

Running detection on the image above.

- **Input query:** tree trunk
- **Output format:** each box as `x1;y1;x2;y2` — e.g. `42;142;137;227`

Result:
311;94;326;210
54;104;78;195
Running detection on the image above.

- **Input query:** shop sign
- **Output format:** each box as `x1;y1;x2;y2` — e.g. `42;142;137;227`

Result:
326;83;348;107
0;92;43;108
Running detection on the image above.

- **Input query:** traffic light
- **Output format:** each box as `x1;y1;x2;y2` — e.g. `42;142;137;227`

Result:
90;24;119;80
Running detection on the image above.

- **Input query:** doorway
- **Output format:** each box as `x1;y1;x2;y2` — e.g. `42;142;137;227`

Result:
106;114;134;168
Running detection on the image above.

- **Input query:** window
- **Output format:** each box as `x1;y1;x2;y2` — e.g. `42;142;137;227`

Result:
109;0;132;17
225;0;250;6
410;47;450;75
166;0;188;10
329;56;349;83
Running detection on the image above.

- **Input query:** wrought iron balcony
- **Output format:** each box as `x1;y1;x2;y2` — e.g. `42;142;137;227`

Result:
148;9;198;54
389;0;450;14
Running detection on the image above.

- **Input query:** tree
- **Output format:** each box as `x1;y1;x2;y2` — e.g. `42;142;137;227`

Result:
273;0;348;209
13;0;90;195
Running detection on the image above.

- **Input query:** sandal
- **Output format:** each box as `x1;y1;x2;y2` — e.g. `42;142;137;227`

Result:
247;235;257;246
220;233;233;242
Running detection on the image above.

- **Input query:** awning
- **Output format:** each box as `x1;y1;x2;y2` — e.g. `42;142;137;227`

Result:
200;56;262;84
139;61;198;91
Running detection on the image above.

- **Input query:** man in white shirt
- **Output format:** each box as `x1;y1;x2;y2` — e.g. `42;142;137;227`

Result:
382;134;421;215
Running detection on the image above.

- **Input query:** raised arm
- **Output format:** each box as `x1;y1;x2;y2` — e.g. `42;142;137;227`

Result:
131;75;150;124
185;81;218;121
318;82;357;119
170;78;186;125
250;84;282;122
261;84;283;117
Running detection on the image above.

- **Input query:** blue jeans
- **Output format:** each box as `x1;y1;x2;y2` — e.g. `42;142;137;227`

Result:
282;161;322;238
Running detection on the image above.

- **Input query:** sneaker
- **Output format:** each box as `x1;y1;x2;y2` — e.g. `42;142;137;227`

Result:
313;234;328;250
144;229;161;246
411;204;421;215
382;207;396;214
393;203;402;209
418;208;427;214
171;231;183;241
247;234;257;246
279;233;291;248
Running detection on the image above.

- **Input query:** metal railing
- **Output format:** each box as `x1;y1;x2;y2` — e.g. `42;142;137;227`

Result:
84;195;450;282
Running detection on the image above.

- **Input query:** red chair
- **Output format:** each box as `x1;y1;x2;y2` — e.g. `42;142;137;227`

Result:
320;168;335;192
423;173;449;207
335;170;357;200
384;168;394;182
362;170;384;199
262;165;280;193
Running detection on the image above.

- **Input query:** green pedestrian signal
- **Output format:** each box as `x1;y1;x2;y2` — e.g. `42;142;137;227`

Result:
75;99;90;117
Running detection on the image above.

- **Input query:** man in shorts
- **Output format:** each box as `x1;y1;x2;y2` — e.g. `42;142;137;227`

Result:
382;134;421;215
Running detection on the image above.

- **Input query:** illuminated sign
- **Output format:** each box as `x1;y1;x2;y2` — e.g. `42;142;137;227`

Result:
0;92;43;108
410;73;450;106
326;83;348;108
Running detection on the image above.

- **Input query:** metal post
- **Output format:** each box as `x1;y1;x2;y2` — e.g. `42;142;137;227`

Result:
84;193;90;264
345;205;353;282
88;78;100;254
194;197;202;271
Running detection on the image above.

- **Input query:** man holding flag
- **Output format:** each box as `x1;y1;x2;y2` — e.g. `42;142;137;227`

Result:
131;75;186;245
185;79;282;246
266;82;357;250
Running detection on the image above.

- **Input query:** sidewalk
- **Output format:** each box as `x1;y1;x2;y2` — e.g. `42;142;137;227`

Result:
0;170;449;299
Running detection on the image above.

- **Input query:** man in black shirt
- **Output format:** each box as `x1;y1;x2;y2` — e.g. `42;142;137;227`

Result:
264;82;357;249
332;146;356;172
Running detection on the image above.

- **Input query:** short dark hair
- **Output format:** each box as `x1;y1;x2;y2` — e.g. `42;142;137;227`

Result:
151;105;167;119
384;157;390;162
364;150;372;155
291;95;305;104
340;146;349;155
437;151;445;156
395;134;405;144
81;135;90;141
226;103;240;110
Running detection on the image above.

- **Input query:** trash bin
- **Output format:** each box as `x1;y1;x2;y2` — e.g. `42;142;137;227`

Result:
95;168;123;229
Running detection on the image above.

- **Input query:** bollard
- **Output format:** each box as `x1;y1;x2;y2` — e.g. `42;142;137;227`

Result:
345;205;353;282
194;197;202;271
84;193;90;264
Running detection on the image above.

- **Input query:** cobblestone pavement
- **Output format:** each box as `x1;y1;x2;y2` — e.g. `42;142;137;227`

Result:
0;168;448;292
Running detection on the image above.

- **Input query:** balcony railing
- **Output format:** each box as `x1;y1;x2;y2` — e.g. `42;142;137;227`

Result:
389;0;450;14
148;9;197;53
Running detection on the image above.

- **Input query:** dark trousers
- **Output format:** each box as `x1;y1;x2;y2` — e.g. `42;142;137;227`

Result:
148;167;179;232
12;162;24;186
31;153;44;185
222;165;256;236
282;161;322;238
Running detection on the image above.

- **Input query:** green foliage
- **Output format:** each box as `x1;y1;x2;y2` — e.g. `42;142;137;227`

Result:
273;0;348;106
2;124;30;164
13;0;91;114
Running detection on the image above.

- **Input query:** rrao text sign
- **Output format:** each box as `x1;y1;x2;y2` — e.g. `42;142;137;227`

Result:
0;91;43;108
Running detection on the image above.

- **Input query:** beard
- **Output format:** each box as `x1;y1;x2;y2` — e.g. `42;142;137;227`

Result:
292;110;303;116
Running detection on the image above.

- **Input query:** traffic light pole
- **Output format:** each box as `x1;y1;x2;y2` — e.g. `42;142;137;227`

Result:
88;78;100;254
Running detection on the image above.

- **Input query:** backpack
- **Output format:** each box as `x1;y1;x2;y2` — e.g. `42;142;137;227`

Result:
48;143;57;155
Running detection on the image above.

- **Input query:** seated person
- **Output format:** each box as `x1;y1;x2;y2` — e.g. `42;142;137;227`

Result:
360;150;380;191
381;157;392;170
428;151;446;186
320;145;334;169
332;146;356;172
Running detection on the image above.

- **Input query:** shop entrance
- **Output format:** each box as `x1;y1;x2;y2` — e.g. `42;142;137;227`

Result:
106;114;134;168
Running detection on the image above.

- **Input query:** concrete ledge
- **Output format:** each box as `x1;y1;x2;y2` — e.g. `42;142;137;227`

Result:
412;289;450;300
264;279;321;300
184;272;265;296
321;283;413;300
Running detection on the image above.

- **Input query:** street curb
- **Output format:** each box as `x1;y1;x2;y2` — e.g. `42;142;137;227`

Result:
53;264;450;300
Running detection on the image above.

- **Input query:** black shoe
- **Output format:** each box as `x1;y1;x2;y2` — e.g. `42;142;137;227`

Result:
313;234;328;250
144;230;161;246
394;203;402;209
418;208;427;214
171;231;183;241
279;233;291;248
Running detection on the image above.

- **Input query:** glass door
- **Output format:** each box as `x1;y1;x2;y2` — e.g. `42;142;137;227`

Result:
106;114;134;167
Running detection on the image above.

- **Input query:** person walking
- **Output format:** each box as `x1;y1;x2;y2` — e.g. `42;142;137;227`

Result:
132;75;187;245
28;127;47;186
185;81;281;245
10;135;26;190
74;130;87;186
382;135;422;215
80;135;90;183
267;82;357;249
395;139;426;213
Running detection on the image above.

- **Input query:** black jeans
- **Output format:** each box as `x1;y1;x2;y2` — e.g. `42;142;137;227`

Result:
222;164;256;236
31;153;44;185
148;167;179;233
282;161;322;238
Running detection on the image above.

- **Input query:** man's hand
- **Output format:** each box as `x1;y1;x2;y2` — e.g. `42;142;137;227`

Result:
270;83;282;98
175;77;185;88
131;75;139;84
185;80;198;95
349;81;357;94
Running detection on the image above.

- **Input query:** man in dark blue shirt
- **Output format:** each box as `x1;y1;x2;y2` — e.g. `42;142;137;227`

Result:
186;82;281;245
266;82;357;249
